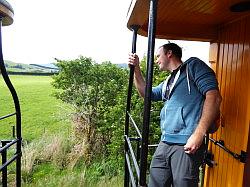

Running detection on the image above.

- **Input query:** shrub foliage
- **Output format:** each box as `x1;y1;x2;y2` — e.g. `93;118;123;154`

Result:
51;56;169;176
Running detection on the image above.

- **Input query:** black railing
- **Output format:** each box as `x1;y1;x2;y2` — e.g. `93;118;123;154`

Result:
208;137;247;163
124;1;158;186
124;23;139;187
0;14;22;187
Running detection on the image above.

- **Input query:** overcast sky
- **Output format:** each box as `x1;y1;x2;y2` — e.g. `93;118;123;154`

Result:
2;0;209;65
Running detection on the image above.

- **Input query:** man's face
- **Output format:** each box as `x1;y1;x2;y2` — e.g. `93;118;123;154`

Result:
156;47;170;71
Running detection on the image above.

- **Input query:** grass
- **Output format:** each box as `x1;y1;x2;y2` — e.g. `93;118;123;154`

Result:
0;75;72;141
0;75;124;186
19;133;123;186
23;168;123;187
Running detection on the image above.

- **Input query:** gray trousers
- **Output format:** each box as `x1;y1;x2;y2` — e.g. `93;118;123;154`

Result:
148;141;205;187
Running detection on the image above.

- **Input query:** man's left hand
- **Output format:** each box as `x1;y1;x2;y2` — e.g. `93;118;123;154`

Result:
184;132;204;154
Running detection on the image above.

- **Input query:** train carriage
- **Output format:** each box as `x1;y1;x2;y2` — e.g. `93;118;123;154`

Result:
125;0;250;186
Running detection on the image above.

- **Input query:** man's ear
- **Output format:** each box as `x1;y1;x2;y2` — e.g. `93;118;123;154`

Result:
166;50;172;58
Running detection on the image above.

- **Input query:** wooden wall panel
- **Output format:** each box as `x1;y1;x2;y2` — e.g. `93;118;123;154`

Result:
204;14;250;187
243;15;250;187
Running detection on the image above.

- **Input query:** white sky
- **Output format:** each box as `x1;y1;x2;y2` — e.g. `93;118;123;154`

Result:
2;0;209;65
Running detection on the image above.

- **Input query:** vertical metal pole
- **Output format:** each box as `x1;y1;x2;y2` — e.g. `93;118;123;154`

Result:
1;141;8;187
124;25;139;187
139;0;158;186
136;140;141;186
13;125;15;138
0;17;22;187
16;118;22;187
200;133;209;187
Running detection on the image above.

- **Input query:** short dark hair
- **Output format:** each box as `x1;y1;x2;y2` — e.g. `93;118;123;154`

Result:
161;43;182;59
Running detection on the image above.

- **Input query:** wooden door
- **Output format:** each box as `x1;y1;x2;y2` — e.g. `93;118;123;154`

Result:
204;15;250;187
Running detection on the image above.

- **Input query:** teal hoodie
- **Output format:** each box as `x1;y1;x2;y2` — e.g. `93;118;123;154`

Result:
152;57;219;144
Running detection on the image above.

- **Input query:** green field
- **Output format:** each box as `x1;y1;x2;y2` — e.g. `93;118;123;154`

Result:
0;75;72;141
0;75;123;186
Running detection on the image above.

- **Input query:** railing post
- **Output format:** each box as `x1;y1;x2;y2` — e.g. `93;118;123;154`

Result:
136;139;141;186
1;141;8;187
124;25;140;187
139;0;158;186
200;133;209;187
12;125;15;138
0;16;22;187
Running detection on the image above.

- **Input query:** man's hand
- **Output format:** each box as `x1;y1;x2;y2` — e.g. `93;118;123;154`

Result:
184;132;204;154
127;53;146;97
128;53;140;69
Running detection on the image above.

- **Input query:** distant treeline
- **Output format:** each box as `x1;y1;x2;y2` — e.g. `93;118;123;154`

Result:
7;71;58;76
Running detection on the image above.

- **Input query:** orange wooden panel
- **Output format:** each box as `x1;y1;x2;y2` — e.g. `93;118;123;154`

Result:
218;26;231;187
225;21;240;187
205;27;226;187
242;15;250;186
205;14;250;187
229;17;246;187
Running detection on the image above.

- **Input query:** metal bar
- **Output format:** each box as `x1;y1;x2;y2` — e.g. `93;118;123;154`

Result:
127;111;142;138
139;0;158;186
125;135;140;178
129;137;141;142
124;25;139;187
136;139;141;186
0;153;20;171
0;112;16;121
1;141;8;187
0;17;22;187
209;137;237;157
209;137;245;162
125;153;137;187
200;133;209;187
16;140;22;187
0;139;18;153
13;125;15;138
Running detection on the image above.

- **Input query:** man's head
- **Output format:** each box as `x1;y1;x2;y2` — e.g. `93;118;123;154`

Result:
156;42;182;71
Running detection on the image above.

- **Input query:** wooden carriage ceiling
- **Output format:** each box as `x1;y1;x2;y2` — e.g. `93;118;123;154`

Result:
126;0;250;41
0;2;14;26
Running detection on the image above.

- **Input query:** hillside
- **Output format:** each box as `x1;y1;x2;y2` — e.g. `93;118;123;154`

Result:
3;60;58;73
116;63;128;69
3;60;128;74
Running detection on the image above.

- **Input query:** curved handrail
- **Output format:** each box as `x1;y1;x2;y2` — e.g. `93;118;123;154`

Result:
0;14;22;186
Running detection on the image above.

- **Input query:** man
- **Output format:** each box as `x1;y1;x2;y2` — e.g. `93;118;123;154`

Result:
128;42;222;187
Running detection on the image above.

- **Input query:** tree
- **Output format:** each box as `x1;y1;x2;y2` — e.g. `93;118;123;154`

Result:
52;56;128;162
52;55;170;172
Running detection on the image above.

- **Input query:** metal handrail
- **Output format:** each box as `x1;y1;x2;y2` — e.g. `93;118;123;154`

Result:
139;1;158;185
0;112;16;120
0;139;18;153
209;137;247;163
0;15;22;187
125;153;136;187
124;1;158;186
124;24;139;187
125;135;140;178
127;111;142;138
0;153;20;171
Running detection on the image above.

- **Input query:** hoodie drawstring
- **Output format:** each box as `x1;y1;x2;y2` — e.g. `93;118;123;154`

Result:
186;64;191;94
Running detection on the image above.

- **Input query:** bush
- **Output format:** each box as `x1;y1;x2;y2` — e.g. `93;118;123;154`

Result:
51;55;169;180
